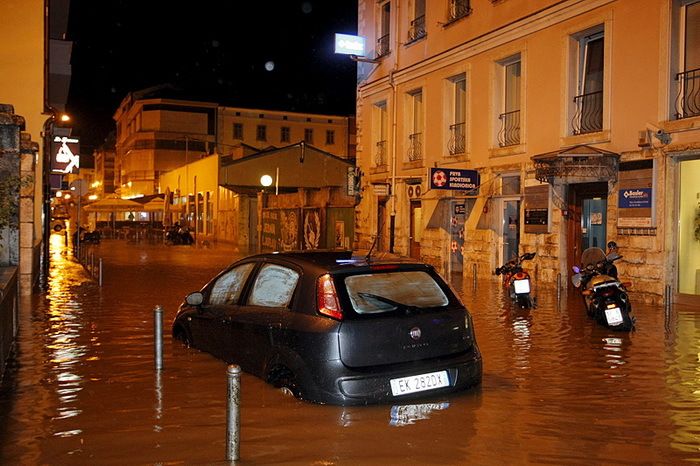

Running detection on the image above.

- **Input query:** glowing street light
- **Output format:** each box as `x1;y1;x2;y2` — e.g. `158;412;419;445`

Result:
260;175;273;187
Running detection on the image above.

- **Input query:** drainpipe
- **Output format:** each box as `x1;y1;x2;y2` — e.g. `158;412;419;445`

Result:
388;1;400;253
389;70;398;253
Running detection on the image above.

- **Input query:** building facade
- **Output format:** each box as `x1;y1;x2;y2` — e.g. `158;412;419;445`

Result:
354;0;700;305
112;92;356;200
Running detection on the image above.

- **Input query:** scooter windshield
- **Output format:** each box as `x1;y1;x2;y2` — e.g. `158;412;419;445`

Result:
580;247;606;268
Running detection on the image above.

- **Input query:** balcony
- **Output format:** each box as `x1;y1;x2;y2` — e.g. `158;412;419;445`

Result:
497;110;520;147
447;0;471;23
448;122;465;155
407;132;422;162
376;34;390;58
375;140;387;167
675;67;700;119
572;91;603;135
407;15;426;42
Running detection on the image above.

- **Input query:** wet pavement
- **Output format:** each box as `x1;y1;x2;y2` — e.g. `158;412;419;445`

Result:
1;234;700;464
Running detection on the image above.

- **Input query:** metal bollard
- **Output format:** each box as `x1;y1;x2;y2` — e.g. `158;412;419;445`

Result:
226;364;242;461
556;273;562;305
99;258;103;286
154;305;163;371
472;263;477;289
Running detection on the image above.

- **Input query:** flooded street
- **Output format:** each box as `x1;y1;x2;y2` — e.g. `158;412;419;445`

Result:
1;235;700;464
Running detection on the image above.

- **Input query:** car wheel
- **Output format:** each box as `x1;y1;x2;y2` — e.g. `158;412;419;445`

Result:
269;366;300;399
173;325;192;347
53;224;63;232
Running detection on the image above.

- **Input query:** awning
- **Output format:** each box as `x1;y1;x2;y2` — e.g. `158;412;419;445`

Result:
84;195;143;212
532;144;619;185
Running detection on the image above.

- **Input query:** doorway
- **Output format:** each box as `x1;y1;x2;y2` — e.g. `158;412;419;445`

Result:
377;198;387;252
409;200;422;259
566;182;608;272
678;158;700;303
499;199;521;266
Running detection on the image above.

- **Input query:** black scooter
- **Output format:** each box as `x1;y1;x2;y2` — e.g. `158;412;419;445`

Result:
571;241;634;331
495;252;536;309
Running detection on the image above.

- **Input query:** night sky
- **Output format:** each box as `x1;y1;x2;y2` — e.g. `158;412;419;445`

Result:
65;0;358;154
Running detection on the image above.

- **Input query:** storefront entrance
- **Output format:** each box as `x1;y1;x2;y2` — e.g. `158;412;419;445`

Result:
409;200;422;259
678;158;700;304
500;199;521;264
566;182;608;275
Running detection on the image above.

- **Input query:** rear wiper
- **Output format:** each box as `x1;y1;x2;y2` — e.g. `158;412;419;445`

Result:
357;292;418;313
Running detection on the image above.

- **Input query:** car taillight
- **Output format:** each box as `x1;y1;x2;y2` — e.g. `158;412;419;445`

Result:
317;274;343;320
369;264;400;271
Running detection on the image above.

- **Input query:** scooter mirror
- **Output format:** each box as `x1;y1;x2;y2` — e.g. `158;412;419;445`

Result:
571;273;582;288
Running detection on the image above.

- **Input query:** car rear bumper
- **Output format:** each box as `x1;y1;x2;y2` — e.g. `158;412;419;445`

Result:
303;347;482;405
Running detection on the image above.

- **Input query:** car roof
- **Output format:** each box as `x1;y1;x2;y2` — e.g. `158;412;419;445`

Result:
249;250;429;273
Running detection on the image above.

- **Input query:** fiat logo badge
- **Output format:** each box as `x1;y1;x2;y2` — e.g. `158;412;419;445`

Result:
409;327;422;340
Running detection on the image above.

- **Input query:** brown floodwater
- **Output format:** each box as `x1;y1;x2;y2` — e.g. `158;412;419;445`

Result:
1;233;700;464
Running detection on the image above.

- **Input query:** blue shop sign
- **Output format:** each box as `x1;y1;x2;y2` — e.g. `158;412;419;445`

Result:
430;168;479;191
618;188;652;208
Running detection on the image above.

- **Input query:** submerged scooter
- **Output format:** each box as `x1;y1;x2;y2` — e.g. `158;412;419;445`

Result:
495;252;536;309
571;241;634;331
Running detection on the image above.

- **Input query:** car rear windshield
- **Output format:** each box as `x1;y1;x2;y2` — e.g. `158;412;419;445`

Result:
344;270;449;314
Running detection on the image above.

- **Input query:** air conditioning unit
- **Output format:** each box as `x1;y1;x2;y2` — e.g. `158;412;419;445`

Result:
407;184;423;198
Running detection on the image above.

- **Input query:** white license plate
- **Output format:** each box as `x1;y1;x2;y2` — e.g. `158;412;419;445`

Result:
390;370;449;396
513;279;530;294
605;307;623;326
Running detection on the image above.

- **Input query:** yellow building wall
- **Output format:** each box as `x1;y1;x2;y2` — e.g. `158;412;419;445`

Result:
158;154;220;239
0;0;45;246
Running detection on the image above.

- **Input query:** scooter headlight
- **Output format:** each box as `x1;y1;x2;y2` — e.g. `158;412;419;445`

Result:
513;279;530;294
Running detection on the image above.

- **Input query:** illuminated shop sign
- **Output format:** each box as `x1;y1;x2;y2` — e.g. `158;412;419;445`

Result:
618;188;652;209
429;168;479;191
334;33;366;55
51;136;80;174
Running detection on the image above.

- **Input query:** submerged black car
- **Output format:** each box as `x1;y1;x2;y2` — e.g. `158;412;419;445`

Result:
172;250;482;405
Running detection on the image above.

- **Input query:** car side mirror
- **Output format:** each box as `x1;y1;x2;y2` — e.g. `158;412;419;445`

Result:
186;291;204;306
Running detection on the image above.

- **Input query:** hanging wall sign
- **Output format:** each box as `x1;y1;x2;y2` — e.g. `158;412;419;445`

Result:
617;160;654;228
429;168;479;192
523;184;550;234
51;136;80;174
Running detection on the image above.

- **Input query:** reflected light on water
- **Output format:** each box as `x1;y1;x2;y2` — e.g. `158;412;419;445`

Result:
45;234;91;422
389;402;450;426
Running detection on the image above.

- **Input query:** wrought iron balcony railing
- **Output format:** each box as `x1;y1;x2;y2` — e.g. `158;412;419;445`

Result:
408;15;426;42
448;0;471;22
376;34;390;58
448;122;465;155
572;90;603;135
375;140;387;167
497;110;520;147
407;132;423;162
675;67;700;119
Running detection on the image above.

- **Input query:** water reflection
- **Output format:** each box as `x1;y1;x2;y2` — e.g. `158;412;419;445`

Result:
46;233;89;429
3;240;700;464
389;401;450;426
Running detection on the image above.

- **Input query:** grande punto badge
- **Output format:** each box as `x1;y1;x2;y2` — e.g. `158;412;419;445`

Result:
409;327;422;340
